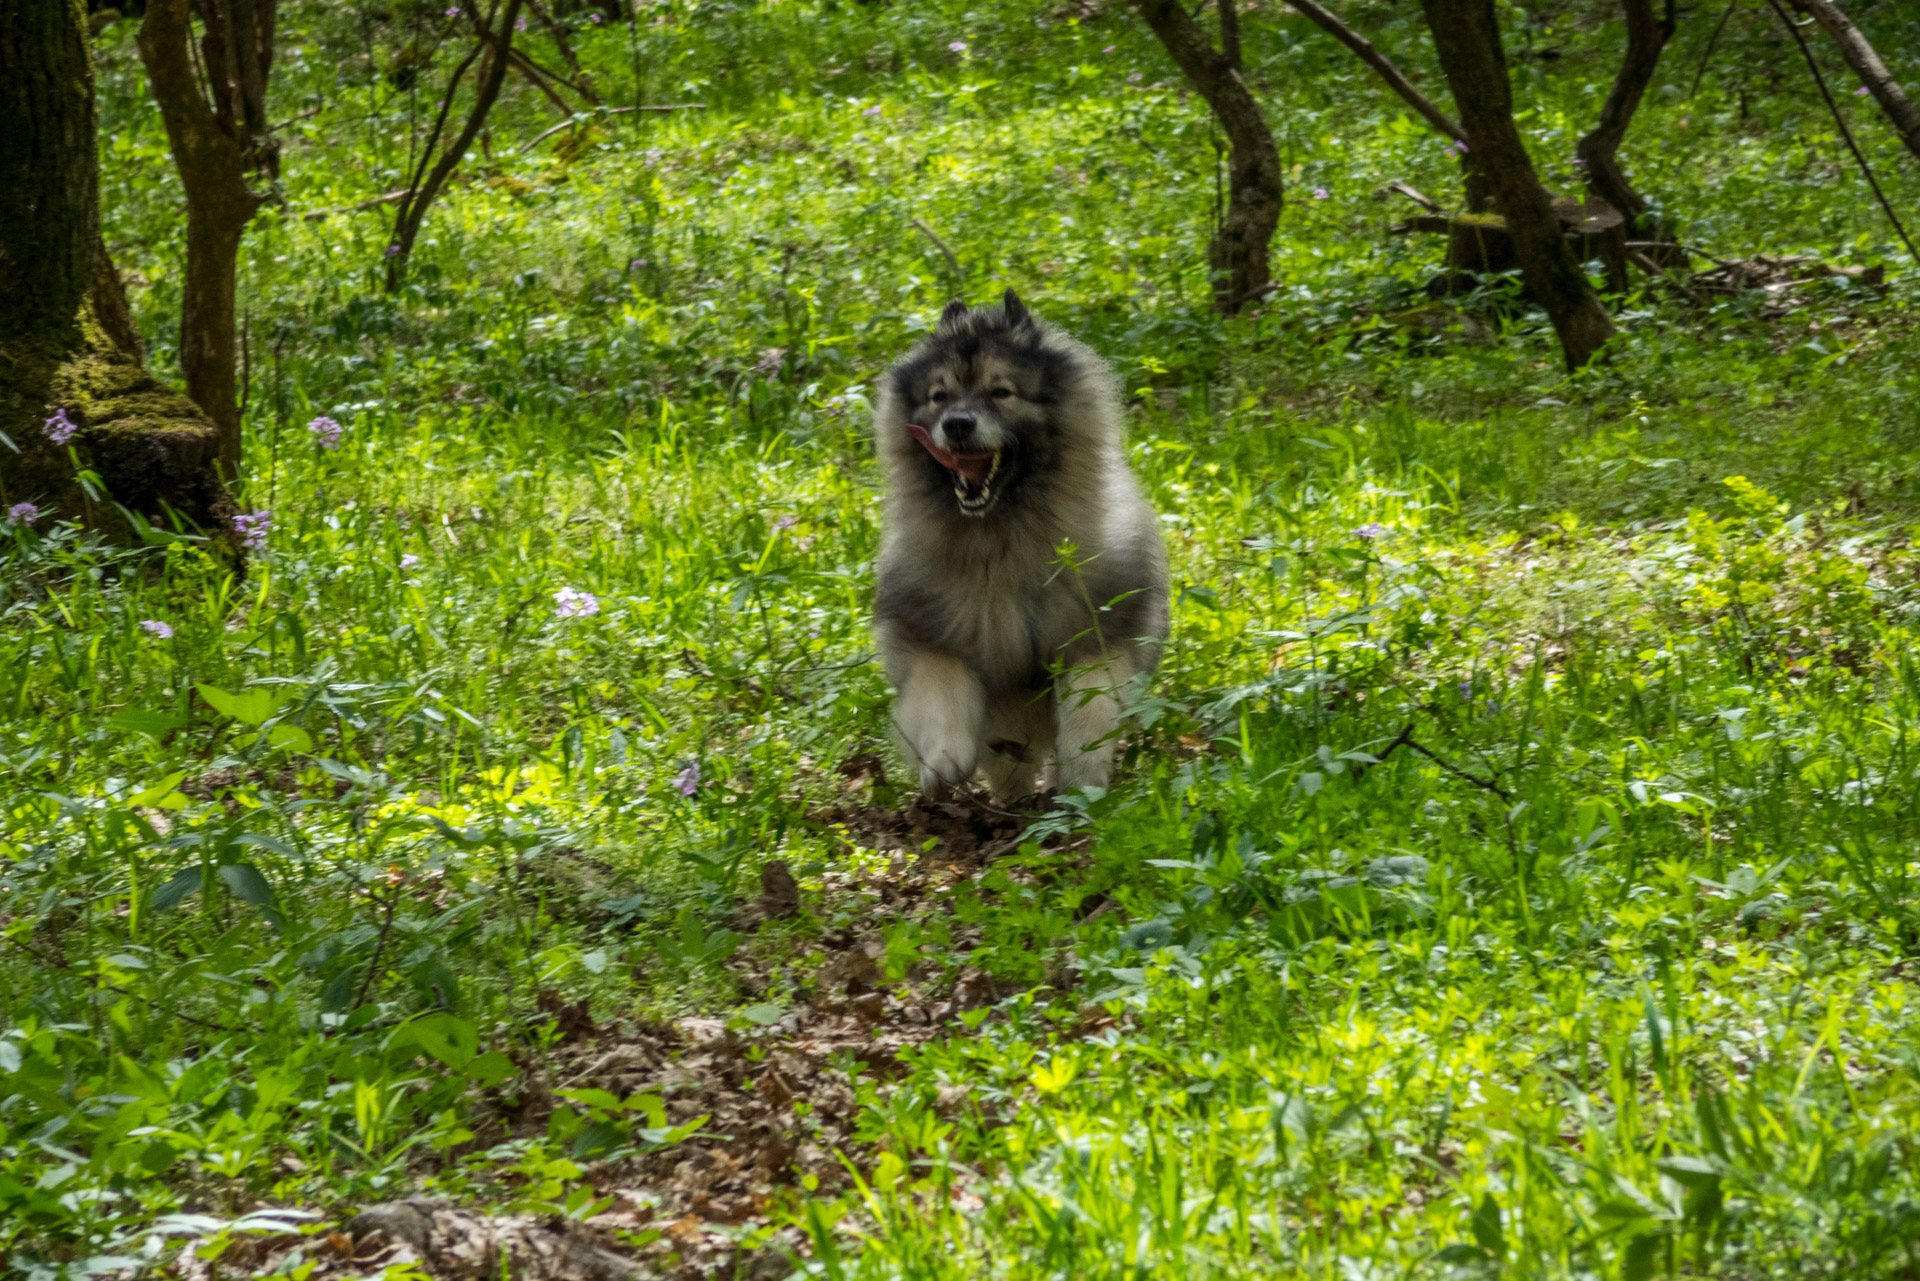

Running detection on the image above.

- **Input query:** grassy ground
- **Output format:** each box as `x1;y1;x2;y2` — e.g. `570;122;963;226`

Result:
6;1;1920;1277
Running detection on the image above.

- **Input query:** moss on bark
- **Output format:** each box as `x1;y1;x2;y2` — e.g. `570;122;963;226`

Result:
0;0;231;544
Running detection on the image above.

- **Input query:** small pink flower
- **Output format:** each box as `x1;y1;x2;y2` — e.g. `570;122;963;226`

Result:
307;415;344;449
1855;85;1871;97
862;105;882;118
6;502;39;526
588;12;602;21
233;509;272;551
139;620;175;639
401;553;421;569
673;762;701;796
949;40;968;53
1102;45;1115;53
554;586;599;618
44;408;78;446
1353;522;1387;540
1311;187;1329;200
445;4;459;15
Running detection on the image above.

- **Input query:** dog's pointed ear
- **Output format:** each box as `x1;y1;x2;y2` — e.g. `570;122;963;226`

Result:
937;298;969;333
1003;288;1031;328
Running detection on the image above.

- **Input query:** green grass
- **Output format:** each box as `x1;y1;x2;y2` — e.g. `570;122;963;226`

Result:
6;0;1920;1277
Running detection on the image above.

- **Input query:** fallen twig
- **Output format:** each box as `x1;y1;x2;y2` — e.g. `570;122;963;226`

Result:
300;187;413;221
525;103;708;149
1366;722;1515;804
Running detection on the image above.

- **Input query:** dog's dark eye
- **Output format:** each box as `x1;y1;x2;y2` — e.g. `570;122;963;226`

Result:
990;387;1014;400
930;390;951;403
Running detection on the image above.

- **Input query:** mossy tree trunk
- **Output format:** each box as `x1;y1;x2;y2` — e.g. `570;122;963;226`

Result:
138;0;279;485
0;0;229;538
1418;0;1616;370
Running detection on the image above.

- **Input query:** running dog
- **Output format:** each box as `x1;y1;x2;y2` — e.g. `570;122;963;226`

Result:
873;290;1168;801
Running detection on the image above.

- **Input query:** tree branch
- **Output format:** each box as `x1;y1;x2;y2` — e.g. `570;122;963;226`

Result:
1283;0;1466;144
1791;0;1920;165
1765;0;1920;268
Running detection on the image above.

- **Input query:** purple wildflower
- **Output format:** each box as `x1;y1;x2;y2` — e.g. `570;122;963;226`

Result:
755;347;786;375
1451;138;1469;155
1353;522;1386;540
673;762;701;796
307;415;344;449
1311;187;1330;200
401;552;421;569
554;586;600;618
6;502;39;527
631;258;649;269
862;104;882;118
588;11;602;21
949;40;968;53
445;5;459;15
775;514;798;530
139;620;175;639
1127;71;1143;83
44;408;78;446
515;14;528;28
1102;44;1116;53
233;509;272;552
1855;85;1871;97
385;244;402;258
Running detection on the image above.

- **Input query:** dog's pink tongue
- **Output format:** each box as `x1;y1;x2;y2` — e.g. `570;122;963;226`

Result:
906;423;996;484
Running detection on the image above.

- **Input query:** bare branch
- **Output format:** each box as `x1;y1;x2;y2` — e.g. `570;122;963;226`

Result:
1283;0;1467;144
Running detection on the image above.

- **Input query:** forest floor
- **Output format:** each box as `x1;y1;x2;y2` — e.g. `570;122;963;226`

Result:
8;2;1920;1278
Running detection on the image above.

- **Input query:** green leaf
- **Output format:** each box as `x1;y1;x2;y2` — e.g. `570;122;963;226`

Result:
111;710;187;741
464;1050;515;1086
196;683;282;726
1470;1192;1504;1256
320;967;360;1012
408;1013;479;1070
1621;1230;1664;1281
150;866;207;913
0;1041;20;1073
739;1002;785;1026
266;723;315;754
217;862;285;932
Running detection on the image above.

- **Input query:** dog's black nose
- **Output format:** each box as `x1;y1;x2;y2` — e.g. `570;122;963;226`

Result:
942;412;977;443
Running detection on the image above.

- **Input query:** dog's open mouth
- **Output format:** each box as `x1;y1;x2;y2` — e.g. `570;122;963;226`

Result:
906;424;1002;516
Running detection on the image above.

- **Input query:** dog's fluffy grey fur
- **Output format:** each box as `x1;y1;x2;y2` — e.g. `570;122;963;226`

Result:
873;290;1169;800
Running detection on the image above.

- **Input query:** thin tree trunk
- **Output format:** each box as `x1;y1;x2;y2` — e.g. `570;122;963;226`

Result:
1793;0;1920;165
1137;0;1284;314
524;0;600;106
387;0;524;293
1574;0;1674;232
1419;0;1616;369
1;0;229;540
138;0;278;485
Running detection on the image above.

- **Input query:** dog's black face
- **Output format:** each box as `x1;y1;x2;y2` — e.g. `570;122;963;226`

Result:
889;290;1069;518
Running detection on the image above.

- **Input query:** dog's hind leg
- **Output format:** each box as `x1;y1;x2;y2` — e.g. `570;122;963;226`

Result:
1052;652;1136;794
980;688;1055;805
891;649;985;798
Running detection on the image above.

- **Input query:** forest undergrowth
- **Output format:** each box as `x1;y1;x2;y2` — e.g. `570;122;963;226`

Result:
5;1;1920;1278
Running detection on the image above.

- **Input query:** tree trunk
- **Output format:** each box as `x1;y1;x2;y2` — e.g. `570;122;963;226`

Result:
137;0;278;486
1793;0;1920;166
1418;0;1616;369
387;0;525;293
0;0;229;540
1575;0;1675;284
1137;0;1284;314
